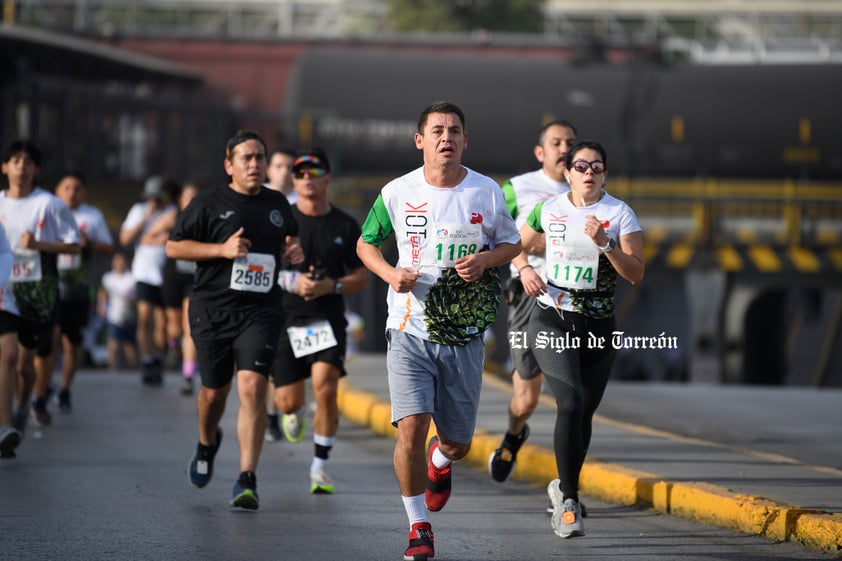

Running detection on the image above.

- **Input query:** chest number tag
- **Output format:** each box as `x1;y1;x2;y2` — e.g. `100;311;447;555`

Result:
429;223;482;267
287;320;338;358
547;245;599;290
10;249;43;283
229;252;275;293
57;253;82;271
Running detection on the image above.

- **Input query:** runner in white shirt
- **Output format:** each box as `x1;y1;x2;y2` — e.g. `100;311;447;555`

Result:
488;119;578;485
0;141;80;454
513;140;644;539
34;172;114;416
119;175;177;385
357;102;521;561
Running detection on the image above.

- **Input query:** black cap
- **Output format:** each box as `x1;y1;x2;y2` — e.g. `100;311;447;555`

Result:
293;148;330;173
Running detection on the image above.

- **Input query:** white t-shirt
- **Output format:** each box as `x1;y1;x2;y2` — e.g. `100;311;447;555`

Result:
526;191;641;317
120;201;173;286
101;270;136;325
72;203;112;245
501;169;568;278
0;187;81;318
58;202;114;297
360;165;520;342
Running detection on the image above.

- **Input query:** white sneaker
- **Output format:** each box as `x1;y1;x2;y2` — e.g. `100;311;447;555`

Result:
309;469;335;494
547;479;585;538
282;412;306;443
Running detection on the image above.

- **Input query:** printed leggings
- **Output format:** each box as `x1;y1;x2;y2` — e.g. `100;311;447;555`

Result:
528;304;617;499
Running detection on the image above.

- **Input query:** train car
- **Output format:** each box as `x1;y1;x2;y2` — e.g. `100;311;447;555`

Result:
283;46;842;180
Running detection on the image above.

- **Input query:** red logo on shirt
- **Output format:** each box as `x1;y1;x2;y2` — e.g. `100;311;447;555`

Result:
470;212;483;224
601;220;610;228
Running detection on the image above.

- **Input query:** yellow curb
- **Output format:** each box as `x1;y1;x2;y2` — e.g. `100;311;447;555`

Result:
336;380;841;555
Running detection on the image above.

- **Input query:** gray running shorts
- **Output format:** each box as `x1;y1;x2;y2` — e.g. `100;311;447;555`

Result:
507;286;542;380
385;328;484;444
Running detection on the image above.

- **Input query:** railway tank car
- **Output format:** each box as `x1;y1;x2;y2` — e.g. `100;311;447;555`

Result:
283;46;842;181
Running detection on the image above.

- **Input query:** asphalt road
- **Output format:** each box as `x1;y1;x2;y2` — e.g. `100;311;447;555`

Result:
0;370;837;561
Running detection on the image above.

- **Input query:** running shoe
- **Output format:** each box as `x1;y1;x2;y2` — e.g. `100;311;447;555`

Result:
56;388;72;413
282;411;306;443
309;469;335;494
180;376;194;396
30;398;51;427
546;499;587;517
11;407;28;436
0;426;21;459
404;521;434;561
547;479;585;538
265;413;283;442
488;424;530;483
141;358;163;386
424;436;451;512
188;427;222;488
230;471;259;510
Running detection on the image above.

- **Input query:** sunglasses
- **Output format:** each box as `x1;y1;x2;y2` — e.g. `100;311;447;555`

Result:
571;160;606;174
293;168;327;179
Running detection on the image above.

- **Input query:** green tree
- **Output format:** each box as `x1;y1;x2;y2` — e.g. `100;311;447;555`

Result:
386;0;545;33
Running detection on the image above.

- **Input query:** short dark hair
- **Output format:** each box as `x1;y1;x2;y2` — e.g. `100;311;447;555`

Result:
3;140;42;166
59;170;87;186
161;176;183;203
270;146;296;160
417;101;466;133
225;130;267;160
538;119;577;146
565;140;608;169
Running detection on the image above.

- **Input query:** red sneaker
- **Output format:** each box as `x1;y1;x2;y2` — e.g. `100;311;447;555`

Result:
424;436;452;512
404;521;434;561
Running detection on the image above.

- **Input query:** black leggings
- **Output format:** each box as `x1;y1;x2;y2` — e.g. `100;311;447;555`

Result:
528;304;616;500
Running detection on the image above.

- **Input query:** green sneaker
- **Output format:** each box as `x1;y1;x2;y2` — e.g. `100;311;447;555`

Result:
282;412;306;443
309;469;335;494
231;471;259;510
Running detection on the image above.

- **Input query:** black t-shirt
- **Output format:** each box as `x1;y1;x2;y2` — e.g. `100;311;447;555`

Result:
282;205;363;321
169;185;298;310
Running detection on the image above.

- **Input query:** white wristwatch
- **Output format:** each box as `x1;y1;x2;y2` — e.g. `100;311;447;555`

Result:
599;238;616;254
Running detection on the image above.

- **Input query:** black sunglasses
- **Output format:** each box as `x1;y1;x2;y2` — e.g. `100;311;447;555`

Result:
571;160;606;174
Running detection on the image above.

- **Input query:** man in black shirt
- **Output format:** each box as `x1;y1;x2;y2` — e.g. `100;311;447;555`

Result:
273;149;369;494
167;130;303;510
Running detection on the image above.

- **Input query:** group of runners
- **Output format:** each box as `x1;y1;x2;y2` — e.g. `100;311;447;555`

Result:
0;99;645;561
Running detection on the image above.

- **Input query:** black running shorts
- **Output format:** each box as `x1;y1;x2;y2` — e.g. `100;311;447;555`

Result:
190;301;284;389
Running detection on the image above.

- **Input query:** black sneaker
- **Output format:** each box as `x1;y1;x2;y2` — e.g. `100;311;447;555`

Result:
188;428;222;488
264;413;283;442
141;358;164;386
231;471;259;510
180;377;194;396
0;426;21;459
488;424;530;482
30;398;52;427
57;389;72;413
